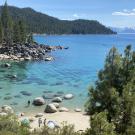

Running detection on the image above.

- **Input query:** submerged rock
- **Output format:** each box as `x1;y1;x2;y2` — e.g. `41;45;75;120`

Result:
4;63;11;68
43;90;53;94
57;91;64;94
14;94;21;98
45;104;57;113
20;91;32;96
53;94;63;97
4;96;12;100
42;94;54;100
33;97;45;106
10;102;18;106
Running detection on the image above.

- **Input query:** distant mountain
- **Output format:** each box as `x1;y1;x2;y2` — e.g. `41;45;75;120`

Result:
0;6;115;34
110;27;135;34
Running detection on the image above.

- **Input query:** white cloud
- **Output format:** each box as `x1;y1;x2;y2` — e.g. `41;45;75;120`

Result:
73;14;79;18
112;9;135;16
123;9;128;12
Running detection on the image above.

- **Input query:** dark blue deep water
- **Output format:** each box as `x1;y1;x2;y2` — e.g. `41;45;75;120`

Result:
0;34;135;114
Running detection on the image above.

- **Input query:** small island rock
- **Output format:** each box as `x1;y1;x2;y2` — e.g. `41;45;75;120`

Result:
64;94;74;100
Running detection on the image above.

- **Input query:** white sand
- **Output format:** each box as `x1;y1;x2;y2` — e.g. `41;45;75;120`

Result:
21;112;90;131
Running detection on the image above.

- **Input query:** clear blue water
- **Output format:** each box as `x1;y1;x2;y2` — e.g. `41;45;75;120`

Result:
0;34;135;114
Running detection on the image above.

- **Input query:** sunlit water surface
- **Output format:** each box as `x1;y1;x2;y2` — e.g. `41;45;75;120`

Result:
0;34;135;114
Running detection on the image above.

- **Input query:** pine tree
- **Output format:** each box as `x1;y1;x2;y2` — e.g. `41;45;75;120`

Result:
0;19;3;44
19;20;26;43
27;33;33;44
86;46;135;134
1;1;13;45
85;112;116;135
13;22;21;43
86;47;122;122
116;78;135;134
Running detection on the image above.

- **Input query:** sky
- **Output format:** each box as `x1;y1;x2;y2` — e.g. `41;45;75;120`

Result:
0;0;135;28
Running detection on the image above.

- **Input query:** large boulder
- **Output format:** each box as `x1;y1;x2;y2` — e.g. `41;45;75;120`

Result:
45;104;57;113
52;103;60;108
1;105;14;114
33;97;45;106
64;94;74;100
52;97;62;103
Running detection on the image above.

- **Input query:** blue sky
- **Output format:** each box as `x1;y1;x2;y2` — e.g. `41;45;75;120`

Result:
0;0;135;27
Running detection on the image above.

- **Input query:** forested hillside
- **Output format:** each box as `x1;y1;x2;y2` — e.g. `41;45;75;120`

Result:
0;6;115;34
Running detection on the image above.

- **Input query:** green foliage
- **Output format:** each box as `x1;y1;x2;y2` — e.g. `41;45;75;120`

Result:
13;21;21;43
13;20;27;43
85;112;116;135
0;2;30;45
86;45;135;134
0;115;29;135
31;123;82;135
27;33;33;44
1;1;13;45
0;6;115;34
19;20;27;43
0;116;82;135
0;18;3;43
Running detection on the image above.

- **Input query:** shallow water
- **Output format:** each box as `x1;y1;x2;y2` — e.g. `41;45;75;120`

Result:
0;34;135;114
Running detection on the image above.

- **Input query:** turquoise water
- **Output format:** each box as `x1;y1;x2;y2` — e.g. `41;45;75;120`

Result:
0;34;135;114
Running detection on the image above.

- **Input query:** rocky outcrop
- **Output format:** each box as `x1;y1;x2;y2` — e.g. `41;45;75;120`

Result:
0;43;66;61
33;97;45;106
45;104;57;113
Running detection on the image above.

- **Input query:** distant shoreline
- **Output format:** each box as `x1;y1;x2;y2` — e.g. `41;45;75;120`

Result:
33;33;117;36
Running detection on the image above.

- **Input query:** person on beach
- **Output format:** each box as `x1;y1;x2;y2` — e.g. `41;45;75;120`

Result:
38;118;42;127
43;118;46;126
28;100;30;106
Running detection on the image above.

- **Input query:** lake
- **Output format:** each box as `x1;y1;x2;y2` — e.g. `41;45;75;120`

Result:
0;34;135;114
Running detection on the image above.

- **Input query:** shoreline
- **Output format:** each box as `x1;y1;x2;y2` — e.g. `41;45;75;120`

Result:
19;111;90;131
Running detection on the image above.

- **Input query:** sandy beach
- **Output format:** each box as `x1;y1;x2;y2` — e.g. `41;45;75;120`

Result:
19;112;90;131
